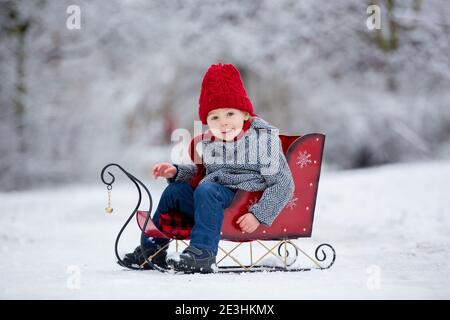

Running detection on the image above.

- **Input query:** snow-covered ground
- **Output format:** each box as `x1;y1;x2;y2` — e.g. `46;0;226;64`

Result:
1;160;449;299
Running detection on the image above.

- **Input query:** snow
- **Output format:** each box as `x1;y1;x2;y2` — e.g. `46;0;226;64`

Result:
1;159;449;299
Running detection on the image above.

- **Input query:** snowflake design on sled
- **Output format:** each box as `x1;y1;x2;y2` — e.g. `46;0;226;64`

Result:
296;150;312;168
247;197;259;211
285;194;298;210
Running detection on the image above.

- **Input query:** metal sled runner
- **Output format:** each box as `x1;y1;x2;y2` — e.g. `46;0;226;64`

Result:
101;133;336;273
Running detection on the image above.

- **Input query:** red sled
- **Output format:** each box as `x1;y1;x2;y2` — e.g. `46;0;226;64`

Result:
102;133;335;273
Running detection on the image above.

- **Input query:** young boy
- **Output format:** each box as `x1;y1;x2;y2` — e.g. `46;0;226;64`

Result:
122;63;295;273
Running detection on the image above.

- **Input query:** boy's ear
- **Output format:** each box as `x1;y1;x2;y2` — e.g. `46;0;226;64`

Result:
244;112;250;120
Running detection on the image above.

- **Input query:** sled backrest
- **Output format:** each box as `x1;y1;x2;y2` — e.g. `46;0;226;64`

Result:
220;133;325;241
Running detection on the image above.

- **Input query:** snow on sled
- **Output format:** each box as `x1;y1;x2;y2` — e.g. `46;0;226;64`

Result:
101;133;335;273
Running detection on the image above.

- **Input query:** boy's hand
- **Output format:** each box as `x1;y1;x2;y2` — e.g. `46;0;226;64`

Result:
236;213;260;233
152;162;177;179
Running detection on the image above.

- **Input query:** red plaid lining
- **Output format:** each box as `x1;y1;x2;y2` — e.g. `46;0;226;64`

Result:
158;211;194;240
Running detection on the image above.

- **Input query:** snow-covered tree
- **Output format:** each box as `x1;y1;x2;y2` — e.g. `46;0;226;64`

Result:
1;0;449;190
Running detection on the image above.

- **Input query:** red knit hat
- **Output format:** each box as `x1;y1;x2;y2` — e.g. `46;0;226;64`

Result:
198;63;256;125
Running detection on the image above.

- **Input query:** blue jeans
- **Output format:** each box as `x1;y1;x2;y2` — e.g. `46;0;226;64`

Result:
146;182;237;256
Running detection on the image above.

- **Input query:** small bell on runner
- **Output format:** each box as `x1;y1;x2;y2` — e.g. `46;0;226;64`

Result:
105;185;113;214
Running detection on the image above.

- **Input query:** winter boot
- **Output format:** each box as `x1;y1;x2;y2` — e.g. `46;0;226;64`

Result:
170;246;217;273
121;238;169;270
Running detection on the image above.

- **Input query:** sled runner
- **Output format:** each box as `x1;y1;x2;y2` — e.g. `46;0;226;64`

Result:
101;133;335;273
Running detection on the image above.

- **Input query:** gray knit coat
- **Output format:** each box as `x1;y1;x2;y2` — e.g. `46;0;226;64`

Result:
167;117;295;226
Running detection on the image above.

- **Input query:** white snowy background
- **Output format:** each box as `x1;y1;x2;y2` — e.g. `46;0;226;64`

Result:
1;159;449;299
1;0;449;299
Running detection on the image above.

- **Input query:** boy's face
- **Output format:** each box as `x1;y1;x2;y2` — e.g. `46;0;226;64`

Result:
206;108;250;141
